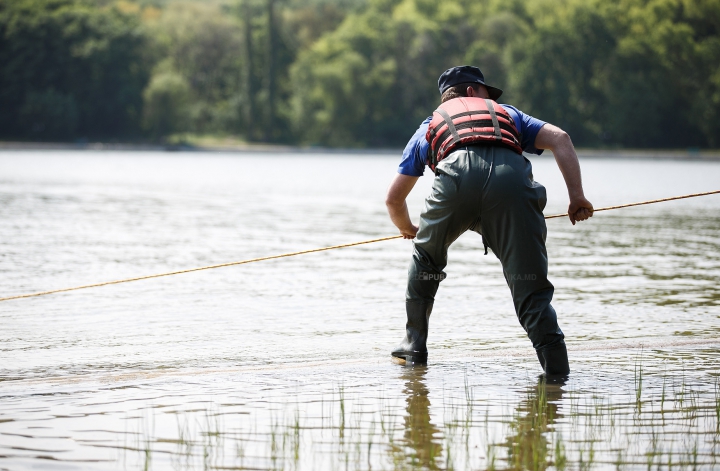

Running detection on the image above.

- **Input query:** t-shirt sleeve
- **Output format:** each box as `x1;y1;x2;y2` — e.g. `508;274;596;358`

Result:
500;105;546;155
398;117;432;176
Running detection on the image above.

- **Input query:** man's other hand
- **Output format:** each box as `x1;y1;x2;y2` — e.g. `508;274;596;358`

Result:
402;224;419;239
568;196;594;225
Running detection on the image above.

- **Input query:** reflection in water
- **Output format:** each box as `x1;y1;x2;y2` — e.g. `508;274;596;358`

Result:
504;378;565;471
393;365;443;470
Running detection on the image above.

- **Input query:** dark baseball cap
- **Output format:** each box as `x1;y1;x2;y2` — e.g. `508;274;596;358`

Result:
437;65;503;100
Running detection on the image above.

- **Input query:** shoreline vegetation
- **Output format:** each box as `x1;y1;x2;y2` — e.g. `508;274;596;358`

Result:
2;0;719;150
2;140;720;161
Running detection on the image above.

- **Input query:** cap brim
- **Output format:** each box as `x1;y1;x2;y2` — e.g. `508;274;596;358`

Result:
487;85;503;101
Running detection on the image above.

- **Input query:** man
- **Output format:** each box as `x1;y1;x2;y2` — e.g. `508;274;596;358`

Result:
386;65;593;376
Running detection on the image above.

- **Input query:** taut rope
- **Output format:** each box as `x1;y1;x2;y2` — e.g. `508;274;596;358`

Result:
0;236;403;302
544;189;720;219
1;189;718;303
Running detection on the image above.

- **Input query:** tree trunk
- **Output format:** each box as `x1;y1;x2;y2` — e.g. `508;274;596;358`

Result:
242;0;255;140
266;0;276;141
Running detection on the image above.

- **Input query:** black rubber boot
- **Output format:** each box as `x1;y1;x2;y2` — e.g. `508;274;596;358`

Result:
391;301;433;363
535;341;570;377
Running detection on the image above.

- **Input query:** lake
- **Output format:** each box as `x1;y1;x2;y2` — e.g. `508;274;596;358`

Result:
0;150;719;470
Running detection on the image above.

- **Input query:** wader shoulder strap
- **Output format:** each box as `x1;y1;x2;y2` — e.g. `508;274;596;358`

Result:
484;99;502;141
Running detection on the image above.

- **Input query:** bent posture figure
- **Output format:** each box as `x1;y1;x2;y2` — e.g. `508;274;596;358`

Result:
386;66;593;376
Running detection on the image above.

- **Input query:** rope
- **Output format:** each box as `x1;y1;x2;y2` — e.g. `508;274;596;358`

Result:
0;236;403;302
1;189;718;303
543;189;720;219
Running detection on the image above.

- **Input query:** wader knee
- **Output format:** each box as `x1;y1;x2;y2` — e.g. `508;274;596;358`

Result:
406;246;446;303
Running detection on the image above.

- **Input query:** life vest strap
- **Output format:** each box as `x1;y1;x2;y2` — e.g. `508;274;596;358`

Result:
427;110;515;142
436;130;517;143
433;118;518;137
485;99;502;141
435;108;460;146
433;125;519;152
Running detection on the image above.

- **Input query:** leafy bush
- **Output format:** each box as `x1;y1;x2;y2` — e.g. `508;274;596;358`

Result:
142;71;192;137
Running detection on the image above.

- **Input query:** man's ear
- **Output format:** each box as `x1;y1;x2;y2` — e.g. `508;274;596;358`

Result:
466;86;477;97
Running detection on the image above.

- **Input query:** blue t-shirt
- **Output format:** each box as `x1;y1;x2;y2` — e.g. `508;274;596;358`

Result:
398;104;546;176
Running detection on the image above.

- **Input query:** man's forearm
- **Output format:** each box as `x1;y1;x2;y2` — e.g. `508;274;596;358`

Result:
387;200;416;233
534;123;593;224
552;134;585;200
386;173;420;238
535;124;585;199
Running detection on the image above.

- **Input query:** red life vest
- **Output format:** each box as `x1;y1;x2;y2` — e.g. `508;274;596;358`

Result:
425;97;523;170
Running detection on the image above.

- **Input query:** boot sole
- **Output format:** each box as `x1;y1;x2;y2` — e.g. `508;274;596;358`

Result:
391;352;428;364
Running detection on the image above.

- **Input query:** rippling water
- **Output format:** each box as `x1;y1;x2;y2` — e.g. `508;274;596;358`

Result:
1;151;719;470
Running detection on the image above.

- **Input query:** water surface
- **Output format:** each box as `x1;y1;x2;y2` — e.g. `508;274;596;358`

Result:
0;151;718;470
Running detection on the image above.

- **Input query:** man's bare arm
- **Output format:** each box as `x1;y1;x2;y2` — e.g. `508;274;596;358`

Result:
534;124;593;225
386;173;420;238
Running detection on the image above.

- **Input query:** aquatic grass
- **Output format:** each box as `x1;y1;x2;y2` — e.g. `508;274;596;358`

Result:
684;388;700;425
133;406;155;471
235;432;246;469
714;375;720;433
202;406;225;469
678;360;688;411
172;414;194;470
607;402;619;442
338;384;345;441
634;347;644;410
486;442;497;471
578;441;595;471
661;366;667;416
463;365;474;412
270;415;280;470
366;418;374;469
104;360;720;471
614;447;625;471
293;408;301;466
645;421;660;471
462;365;474;460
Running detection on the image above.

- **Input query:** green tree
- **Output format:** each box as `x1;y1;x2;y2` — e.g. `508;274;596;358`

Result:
145;2;245;135
511;0;720;148
142;0;352;142
290;0;720;148
288;0;539;147
0;0;150;140
3;0;718;147
289;0;480;147
682;0;720;146
141;71;191;137
508;0;613;145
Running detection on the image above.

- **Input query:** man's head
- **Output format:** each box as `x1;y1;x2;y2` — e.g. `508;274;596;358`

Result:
437;65;503;102
441;83;489;103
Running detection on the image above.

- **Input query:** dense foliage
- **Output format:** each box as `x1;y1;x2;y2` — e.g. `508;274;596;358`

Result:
1;0;719;147
0;0;149;139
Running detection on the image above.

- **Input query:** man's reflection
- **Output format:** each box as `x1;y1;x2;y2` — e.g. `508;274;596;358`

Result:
504;378;566;470
394;364;443;470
